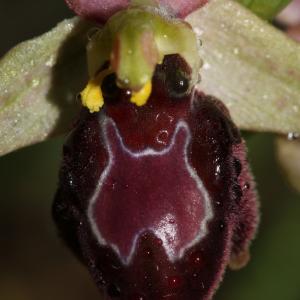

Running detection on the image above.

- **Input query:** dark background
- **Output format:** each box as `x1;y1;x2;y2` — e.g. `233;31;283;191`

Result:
0;1;300;299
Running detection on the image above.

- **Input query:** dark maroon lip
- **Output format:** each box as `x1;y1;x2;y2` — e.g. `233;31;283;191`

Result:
88;117;213;265
53;54;259;300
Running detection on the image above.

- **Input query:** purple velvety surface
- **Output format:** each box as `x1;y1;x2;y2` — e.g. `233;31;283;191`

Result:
53;55;258;300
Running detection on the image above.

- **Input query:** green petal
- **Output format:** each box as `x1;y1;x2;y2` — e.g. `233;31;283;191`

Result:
0;18;91;156
187;0;300;134
236;0;292;20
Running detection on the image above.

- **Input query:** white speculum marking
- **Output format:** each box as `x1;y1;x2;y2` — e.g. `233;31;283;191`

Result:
87;116;213;265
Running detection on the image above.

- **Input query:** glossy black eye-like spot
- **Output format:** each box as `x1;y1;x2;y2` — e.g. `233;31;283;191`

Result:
166;70;190;99
101;73;121;104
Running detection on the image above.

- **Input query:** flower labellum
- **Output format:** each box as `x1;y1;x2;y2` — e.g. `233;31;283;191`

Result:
54;3;259;300
53;55;258;299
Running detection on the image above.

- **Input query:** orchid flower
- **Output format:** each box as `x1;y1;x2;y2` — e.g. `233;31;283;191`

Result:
0;0;299;300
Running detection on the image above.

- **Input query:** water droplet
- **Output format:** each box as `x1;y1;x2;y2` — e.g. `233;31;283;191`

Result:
214;164;221;177
189;252;203;267
243;182;250;190
292;105;299;113
168;275;183;290
155;112;174;125
233;47;239;55
144;248;153;258
219;222;225;231
45;55;55;67
194;27;204;36
31;79;40;87
203;63;211;70
156;130;169;145
287;132;299;140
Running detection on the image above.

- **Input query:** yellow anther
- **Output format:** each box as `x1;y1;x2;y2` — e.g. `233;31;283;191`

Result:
80;80;104;113
130;81;152;106
80;69;113;113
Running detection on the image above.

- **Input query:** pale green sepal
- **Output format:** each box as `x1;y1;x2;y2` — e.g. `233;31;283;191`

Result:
187;0;300;134
0;18;91;156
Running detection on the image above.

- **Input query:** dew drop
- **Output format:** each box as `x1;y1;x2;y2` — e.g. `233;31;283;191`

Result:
156;130;169;145
233;47;240;55
168;275;183;290
287;132;299;140
144;248;153;258
31;79;40;87
243;182;250;190
194;27;204;36
203;63;211;70
214;164;221;177
45;55;55;67
155;112;174;125
219;222;225;231
188;252;203;267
